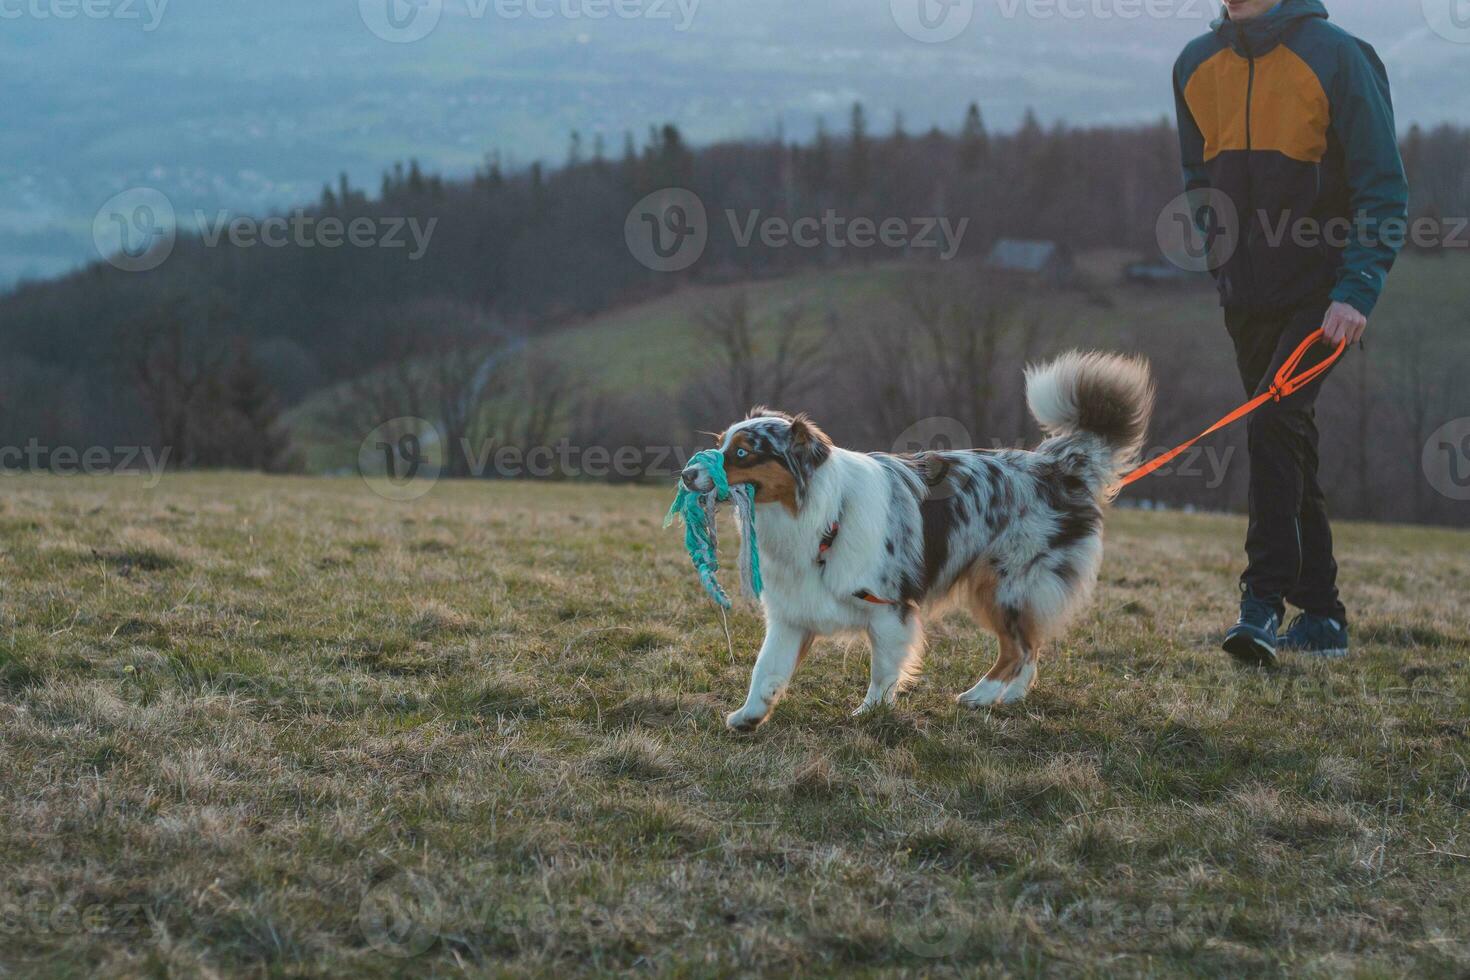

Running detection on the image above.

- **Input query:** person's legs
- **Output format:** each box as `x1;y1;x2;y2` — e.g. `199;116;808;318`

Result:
1220;303;1288;663
1227;295;1343;620
1287;409;1348;623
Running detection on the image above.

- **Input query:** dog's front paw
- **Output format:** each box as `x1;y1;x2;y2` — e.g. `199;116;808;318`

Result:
853;680;900;717
725;707;768;733
958;665;1037;708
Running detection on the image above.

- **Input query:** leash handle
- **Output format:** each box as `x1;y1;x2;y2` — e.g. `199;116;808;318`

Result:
1116;329;1347;491
1270;328;1347;400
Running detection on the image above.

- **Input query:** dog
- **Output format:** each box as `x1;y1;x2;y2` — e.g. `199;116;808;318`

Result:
681;351;1154;731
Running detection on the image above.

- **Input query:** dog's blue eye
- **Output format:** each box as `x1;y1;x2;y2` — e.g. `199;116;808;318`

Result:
735;448;749;459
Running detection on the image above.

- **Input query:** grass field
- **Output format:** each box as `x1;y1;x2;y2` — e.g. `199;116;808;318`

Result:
1;474;1468;977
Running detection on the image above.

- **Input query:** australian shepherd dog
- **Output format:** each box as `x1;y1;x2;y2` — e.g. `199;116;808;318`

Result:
681;352;1155;731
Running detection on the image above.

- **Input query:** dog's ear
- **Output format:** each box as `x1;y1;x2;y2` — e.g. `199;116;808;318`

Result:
782;413;832;504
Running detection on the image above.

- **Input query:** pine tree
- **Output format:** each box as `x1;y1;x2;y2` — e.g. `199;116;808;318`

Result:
217;340;297;472
477;152;504;192
807;117;832;193
620;131;639;188
659;123;690;186
960;102;989;172
1017;108;1044;158
849;102;870;193
1401;124;1424;212
530;162;548;214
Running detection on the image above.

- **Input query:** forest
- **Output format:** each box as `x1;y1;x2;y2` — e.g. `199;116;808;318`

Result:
1;105;1467;524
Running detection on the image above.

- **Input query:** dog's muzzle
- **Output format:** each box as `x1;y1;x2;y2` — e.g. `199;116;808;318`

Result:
681;465;713;492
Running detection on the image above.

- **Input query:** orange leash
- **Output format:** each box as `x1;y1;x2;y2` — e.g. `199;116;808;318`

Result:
1116;329;1348;491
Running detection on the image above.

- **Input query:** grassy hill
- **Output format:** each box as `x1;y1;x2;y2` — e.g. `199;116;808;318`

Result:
541;249;1224;396
290;249;1470;478
530;247;1470;399
1;474;1468;976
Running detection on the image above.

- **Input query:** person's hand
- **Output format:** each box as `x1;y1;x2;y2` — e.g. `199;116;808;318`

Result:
1321;301;1367;345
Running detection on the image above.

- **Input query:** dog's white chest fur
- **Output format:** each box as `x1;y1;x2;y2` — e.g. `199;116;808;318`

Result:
752;451;892;634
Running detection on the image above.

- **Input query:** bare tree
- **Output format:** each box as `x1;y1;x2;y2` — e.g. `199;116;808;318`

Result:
333;300;507;478
479;351;575;457
889;270;1023;445
332;329;433;446
695;292;832;417
848;311;930;441
1390;319;1442;523
122;298;232;467
0;361;11;437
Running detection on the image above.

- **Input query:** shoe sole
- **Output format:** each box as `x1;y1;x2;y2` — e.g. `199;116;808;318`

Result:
1290;648;1349;659
1222;631;1278;667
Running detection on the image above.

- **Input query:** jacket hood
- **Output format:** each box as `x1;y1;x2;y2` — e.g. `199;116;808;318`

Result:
1213;0;1328;56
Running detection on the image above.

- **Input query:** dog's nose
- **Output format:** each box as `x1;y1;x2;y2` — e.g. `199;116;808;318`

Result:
681;467;702;490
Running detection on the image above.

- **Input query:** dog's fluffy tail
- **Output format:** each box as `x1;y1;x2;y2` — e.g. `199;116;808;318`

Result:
1025;351;1155;469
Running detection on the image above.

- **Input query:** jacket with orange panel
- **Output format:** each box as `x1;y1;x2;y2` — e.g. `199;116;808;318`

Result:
1173;0;1408;316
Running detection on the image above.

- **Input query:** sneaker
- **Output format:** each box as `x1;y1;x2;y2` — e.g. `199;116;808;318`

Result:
1278;613;1350;659
1222;590;1281;667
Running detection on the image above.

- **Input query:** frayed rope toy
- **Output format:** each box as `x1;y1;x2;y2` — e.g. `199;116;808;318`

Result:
663;449;762;609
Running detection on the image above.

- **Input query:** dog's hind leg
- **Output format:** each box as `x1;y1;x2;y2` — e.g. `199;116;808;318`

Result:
855;611;923;715
958;604;1038;708
727;621;813;732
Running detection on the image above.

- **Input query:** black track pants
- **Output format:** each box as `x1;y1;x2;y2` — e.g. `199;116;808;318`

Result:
1224;294;1349;624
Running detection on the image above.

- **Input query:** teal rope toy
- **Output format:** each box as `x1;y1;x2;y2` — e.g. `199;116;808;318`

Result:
663;449;763;609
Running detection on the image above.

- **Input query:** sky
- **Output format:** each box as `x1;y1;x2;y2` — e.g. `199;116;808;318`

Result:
2;0;1466;287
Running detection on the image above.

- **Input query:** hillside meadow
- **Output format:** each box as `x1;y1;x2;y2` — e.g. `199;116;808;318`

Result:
1;474;1468;976
286;252;1470;530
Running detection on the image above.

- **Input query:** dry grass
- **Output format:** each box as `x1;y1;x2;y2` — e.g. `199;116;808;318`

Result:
0;473;1467;978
